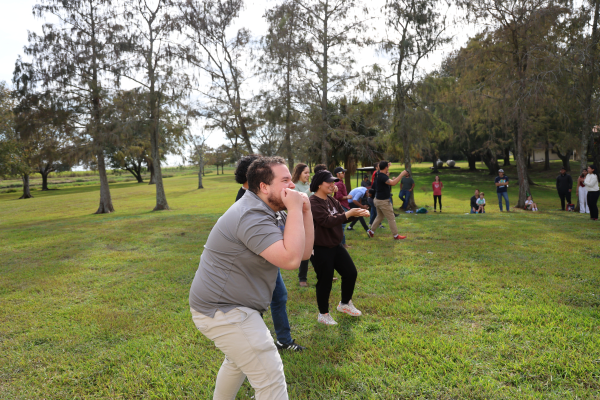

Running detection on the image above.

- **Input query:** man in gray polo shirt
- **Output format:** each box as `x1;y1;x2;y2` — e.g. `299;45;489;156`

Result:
189;156;314;400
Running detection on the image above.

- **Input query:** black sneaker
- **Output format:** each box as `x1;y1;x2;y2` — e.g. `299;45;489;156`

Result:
276;339;306;352
346;226;354;231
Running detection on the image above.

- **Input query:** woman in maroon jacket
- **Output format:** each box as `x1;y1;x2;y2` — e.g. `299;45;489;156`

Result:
309;170;370;325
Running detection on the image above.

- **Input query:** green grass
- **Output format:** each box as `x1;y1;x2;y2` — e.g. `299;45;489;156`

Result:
1;160;599;399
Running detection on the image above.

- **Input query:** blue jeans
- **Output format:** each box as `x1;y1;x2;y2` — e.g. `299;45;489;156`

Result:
399;190;410;208
368;197;377;225
497;192;509;211
270;269;292;345
341;206;349;244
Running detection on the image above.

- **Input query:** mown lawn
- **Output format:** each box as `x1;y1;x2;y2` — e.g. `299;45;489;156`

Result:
1;161;599;399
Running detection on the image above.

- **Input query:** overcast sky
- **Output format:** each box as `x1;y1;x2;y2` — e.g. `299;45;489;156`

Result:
0;0;474;166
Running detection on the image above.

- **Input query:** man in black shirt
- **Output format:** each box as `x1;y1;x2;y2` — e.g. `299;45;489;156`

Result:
556;167;573;210
367;161;409;240
234;155;259;201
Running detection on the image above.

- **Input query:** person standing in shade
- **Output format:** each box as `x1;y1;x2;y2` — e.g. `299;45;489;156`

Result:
234;159;307;353
432;175;443;212
556;167;573;211
470;189;481;213
577;169;590;214
368;161;409;240
333;167;352;249
399;171;415;209
361;175;371;188
495;169;510;212
234;155;260;201
292;163;313;287
190;156;314;400
309;170;370;325
345;186;372;235
584;165;599;220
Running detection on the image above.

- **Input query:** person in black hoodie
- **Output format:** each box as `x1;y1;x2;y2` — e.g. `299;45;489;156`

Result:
556;167;573;211
309;170;370;326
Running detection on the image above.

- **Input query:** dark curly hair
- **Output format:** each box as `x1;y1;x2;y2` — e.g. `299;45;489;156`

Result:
313;164;327;174
247;156;287;194
234;155;260;184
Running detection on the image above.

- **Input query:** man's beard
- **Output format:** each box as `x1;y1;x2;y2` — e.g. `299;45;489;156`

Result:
267;191;286;211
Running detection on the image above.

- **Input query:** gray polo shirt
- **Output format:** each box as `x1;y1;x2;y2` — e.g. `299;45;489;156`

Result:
189;191;286;317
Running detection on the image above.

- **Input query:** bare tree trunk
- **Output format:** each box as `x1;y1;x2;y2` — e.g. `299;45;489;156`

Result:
581;0;600;171
41;171;50;191
95;151;114;213
320;5;329;165
148;162;156;184
544;140;550;171
514;122;530;209
198;154;204;189
555;147;571;172
527;150;532;169
504;148;511;166
19;174;33;199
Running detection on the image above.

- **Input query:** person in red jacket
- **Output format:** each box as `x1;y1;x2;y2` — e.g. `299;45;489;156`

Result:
432;175;444;212
309;170;370;326
333;167;352;249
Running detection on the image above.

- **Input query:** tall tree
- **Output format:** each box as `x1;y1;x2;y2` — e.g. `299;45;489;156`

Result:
24;0;125;213
125;0;188;211
380;0;450;209
293;0;368;164
177;0;255;155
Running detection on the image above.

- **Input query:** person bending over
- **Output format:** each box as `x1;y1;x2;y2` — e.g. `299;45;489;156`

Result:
367;161;409;240
189;156;314;400
346;185;372;236
309;170;370;326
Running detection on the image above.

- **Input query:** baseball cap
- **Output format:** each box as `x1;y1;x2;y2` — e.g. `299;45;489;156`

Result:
498;169;504;173
333;167;347;174
310;170;339;192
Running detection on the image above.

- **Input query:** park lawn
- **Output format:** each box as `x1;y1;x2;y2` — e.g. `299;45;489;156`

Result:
0;161;599;399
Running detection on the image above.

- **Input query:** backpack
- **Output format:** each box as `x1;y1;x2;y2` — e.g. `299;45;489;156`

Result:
416;207;428;214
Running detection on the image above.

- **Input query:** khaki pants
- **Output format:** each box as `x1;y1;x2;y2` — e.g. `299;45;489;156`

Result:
191;307;288;400
371;198;398;236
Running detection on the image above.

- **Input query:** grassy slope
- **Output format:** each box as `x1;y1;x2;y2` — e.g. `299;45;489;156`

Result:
1;161;599;399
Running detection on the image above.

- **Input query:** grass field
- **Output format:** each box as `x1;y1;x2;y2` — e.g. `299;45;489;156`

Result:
1;160;599;399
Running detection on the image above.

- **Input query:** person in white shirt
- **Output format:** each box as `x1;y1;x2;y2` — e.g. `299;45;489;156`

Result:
525;195;538;211
584;165;599;220
577;169;590;213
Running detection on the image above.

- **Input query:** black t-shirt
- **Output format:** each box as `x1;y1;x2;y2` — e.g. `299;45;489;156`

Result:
470;195;478;210
375;173;391;200
235;187;246;202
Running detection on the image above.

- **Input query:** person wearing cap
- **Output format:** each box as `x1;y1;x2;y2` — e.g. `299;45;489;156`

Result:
556;167;573;211
333;167;352;248
309;170;370;325
495;169;510;212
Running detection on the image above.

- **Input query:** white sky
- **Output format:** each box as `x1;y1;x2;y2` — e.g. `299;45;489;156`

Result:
0;0;474;167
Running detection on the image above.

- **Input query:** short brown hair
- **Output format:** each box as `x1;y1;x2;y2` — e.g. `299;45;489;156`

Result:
247;156;287;194
292;163;308;183
480;192;485;196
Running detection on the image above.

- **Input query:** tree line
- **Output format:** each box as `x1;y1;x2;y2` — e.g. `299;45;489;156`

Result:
1;0;599;212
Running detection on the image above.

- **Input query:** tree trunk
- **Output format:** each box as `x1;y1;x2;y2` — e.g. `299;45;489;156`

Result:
198;154;204;189
320;5;329;165
504;148;511;166
95;151;114;213
431;158;439;173
149;111;169;211
216;164;219;175
41;171;50;191
555;147;571;172
482;149;499;176
344;156;353;192
581;0;600;171
527;150;532;169
514;121;531;209
148;160;155;184
19;174;33;199
544;140;550;171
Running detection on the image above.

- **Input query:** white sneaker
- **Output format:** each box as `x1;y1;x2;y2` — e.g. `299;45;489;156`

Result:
337;300;362;316
317;313;338;325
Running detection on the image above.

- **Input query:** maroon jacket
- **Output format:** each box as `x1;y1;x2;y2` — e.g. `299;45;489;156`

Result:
334;181;350;209
310;195;356;248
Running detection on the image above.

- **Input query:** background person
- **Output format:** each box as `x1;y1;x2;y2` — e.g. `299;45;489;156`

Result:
432;175;443;212
577;169;590;213
584;165;599;220
556;167;573;211
476;192;486;213
470;189;480;213
495;169;510;211
361;175;371;188
292;163;313;287
525;195;538;211
234;155;260;201
346;186;372;234
366;188;379;226
333;167;352;249
309;170;370;326
399;171;415;209
368;161;408;240
189;156;314;399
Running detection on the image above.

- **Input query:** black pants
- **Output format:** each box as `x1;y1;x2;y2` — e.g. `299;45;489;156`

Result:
558;190;572;210
348;203;369;230
588;191;600;219
434;195;442;210
298;259;309;282
310;245;357;314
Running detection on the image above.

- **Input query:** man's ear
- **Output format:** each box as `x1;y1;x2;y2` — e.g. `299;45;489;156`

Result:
259;182;269;195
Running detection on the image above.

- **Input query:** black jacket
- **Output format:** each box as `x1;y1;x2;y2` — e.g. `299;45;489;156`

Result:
556;173;573;192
